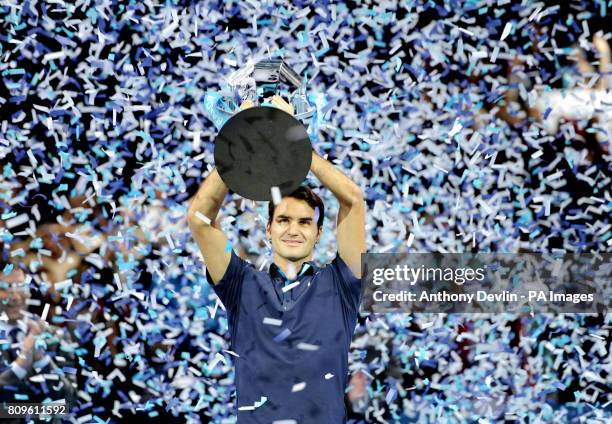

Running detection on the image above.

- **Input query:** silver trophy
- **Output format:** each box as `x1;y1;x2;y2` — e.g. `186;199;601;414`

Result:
227;59;314;120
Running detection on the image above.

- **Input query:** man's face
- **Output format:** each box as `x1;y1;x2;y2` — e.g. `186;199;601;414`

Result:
266;197;321;262
0;269;28;323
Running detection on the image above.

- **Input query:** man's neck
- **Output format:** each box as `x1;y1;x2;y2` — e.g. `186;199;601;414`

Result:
272;254;312;277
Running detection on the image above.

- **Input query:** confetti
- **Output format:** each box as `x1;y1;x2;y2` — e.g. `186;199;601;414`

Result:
281;281;300;292
500;22;513;41
274;328;292;343
0;1;609;422
296;342;320;351
263;317;283;326
271;186;282;205
406;233;415;248
4;213;29;229
291;382;306;392
40;303;50;322
238;396;267;411
194;211;212;225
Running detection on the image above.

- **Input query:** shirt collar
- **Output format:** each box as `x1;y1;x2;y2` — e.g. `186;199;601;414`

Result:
269;260;317;281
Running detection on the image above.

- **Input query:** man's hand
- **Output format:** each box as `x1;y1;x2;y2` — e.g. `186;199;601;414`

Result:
241;95;294;115
240;99;256;110
593;34;611;57
269;95;294;115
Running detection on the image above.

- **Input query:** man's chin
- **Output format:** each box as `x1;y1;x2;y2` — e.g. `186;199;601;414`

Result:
283;256;303;262
279;251;308;262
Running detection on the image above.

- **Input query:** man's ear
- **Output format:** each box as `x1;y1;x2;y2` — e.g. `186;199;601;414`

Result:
316;227;322;243
266;222;271;239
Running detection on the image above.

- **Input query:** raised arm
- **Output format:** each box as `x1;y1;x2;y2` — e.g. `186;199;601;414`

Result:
186;168;231;284
310;152;365;277
593;35;610;91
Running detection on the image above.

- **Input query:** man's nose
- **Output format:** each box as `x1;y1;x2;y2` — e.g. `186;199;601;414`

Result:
287;222;300;235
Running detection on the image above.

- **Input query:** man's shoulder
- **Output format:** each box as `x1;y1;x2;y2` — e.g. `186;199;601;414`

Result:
223;250;266;280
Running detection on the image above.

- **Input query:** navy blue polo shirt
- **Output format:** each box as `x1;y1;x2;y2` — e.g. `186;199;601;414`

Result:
206;250;362;423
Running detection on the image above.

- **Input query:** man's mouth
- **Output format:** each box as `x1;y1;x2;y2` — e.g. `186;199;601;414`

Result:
283;240;303;246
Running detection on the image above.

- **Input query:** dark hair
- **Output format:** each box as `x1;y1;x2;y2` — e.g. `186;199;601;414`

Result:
268;186;324;228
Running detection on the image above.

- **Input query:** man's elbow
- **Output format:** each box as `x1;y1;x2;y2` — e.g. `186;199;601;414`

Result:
186;208;212;227
345;185;364;207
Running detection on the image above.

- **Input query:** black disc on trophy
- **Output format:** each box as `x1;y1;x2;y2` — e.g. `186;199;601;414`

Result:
214;106;312;201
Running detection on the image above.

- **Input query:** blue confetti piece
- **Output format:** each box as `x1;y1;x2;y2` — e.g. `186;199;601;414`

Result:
2;264;14;275
273;328;292;343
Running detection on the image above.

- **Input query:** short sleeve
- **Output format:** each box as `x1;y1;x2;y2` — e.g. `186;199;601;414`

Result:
330;253;363;312
205;250;248;314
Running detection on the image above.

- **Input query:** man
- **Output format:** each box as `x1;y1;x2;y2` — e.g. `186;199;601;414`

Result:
187;98;365;423
0;265;77;423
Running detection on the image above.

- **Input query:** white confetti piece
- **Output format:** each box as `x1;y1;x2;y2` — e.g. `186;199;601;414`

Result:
192;130;201;151
263;317;283;326
449;119;463;139
40;303;50;322
54;279;72;291
194;211;211;225
291;382;306;392
77;414;93;423
420;321;434;329
207;352;226;371
271;186;282;205
164;233;175;250
471;50;488;60
296;342;320;351
238;396;267;411
66;296;73;311
281;281;300;293
528;6;543;21
207;298;222;320
546;171;564;182
107;369;126;382
114;273;122;292
319;31;329;49
500;22;513;41
125;105;151;112
43;50;67;63
405;232;415;248
4;213;29;229
160;10;179;39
